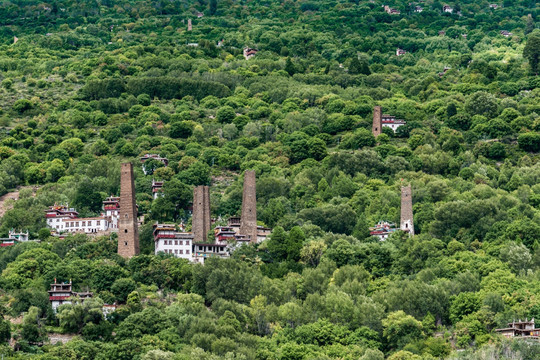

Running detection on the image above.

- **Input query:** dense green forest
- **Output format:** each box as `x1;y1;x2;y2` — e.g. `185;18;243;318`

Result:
0;0;539;358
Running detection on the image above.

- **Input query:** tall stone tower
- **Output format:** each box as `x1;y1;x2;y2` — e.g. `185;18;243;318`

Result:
240;170;258;243
118;163;139;257
372;106;382;137
192;186;210;242
400;185;414;236
187;19;192;31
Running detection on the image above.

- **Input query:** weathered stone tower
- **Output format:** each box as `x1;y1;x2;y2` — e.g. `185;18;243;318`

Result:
192;185;211;242
240;170;258;243
372;106;382;137
400;185;414;236
118;163;139;257
187;19;192;31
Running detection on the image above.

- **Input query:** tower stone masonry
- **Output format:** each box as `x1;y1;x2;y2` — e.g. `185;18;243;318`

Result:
400;185;414;236
118;163;139;257
192;185;210;242
240;170;258;243
372;106;382;137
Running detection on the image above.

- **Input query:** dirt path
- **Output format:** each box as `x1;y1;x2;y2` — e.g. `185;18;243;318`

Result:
0;186;37;219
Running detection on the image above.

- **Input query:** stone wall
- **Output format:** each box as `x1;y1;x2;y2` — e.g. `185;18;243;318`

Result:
240;170;258;243
400;185;415;236
118;163;140;257
372;106;382;137
192;185;210;242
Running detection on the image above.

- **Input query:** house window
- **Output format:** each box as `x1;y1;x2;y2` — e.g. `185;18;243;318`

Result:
186;250;190;254
180;250;183;254
82;221;86;226
175;240;178;245
179;241;183;245
97;221;100;225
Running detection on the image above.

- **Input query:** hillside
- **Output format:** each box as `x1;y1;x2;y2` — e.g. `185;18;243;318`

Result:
0;0;539;359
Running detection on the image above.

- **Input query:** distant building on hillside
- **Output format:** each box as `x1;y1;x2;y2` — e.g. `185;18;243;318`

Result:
438;30;446;36
243;47;258;60
495;319;539;339
48;280;93;313
153;223;193;260
192;243;229;264
225;216;271;243
489;4;499;9
373;107;406;134
396;48;407;56
384;5;400;15
414;6;423;13
140;154;169;174
438;66;451;77
0;230;32;247
152;180;164;200
46;196;122;236
382;114;406;132
103;196;120;224
370;221;397;241
500;30;513;37
442;5;453;13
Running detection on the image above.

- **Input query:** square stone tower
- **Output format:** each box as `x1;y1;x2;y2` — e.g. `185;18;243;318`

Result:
192;185;210;242
372;106;382;137
400;185;414;236
240;170;258;243
118;163;139;257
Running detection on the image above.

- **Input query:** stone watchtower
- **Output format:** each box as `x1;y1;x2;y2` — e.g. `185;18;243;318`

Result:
192;186;211;242
118;163;139;257
372;106;382;137
400;185;414;236
240;170;258;243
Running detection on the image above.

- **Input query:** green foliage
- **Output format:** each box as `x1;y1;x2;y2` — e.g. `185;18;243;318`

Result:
0;1;539;359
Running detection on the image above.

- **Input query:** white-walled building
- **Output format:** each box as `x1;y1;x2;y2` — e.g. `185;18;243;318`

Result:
140;154;169;174
62;217;111;234
152;180;164;200
382;114;406;132
153;223;193;260
103;196;120;229
0;230;33;247
46;197;122;236
443;5;453;13
48;280;93;313
224;217;271;243
153;223;233;263
192;243;229;264
45;205;78;231
243;47;258;60
369;221;397;241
